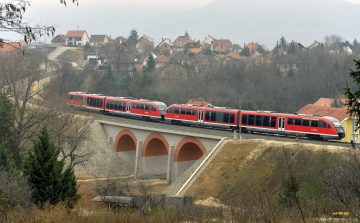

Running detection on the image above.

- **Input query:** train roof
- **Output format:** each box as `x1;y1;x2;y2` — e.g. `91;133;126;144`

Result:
168;103;238;111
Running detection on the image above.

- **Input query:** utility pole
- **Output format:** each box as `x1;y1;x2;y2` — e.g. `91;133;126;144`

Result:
239;99;242;142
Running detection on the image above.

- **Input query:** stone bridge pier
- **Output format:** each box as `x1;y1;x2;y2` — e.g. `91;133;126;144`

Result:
99;120;223;183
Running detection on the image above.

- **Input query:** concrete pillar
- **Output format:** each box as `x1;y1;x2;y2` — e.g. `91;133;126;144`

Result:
166;145;174;184
134;140;143;179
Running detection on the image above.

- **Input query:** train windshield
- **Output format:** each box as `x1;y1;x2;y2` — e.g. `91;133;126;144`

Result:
154;103;167;111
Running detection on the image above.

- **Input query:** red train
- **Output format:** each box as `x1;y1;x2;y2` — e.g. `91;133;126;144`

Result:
66;92;167;121
66;92;346;141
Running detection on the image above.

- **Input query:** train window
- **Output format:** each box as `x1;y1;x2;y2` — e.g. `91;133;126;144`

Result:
106;100;113;109
186;109;195;115
223;113;229;123
210;112;216;121
242;115;248;125
302;120;310;126
205;111;210;121
180;109;186;114
88;98;102;107
310;120;318;127
263;116;270;127
256;116;263;126
216;112;224;122
288;118;295;125
174;108;180;114
270;117;276;127
294;119;302;125
248;115;255;125
318;121;330;128
229;114;234;123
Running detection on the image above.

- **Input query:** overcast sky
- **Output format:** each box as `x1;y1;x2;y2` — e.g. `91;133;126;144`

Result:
2;0;360;48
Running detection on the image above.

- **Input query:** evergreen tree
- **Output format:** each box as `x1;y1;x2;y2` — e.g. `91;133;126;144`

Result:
146;53;155;72
240;47;250;57
344;59;360;129
0;89;16;170
23;125;80;209
280;36;287;50
272;40;279;55
127;28;139;47
352;39;359;53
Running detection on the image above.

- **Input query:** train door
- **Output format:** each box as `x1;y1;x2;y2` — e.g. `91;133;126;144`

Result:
126;102;131;114
83;97;87;107
198;110;204;123
278;117;285;131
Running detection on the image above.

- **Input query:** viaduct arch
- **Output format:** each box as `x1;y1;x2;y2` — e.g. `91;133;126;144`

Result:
174;137;206;162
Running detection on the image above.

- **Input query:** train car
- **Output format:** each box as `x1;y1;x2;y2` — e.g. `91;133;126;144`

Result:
66;92;106;113
66;92;167;121
164;104;240;130
104;96;167;121
240;110;345;140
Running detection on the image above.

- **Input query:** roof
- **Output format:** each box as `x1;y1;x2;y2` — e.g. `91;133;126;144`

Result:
169;51;191;62
186;98;212;107
66;30;87;37
90;35;108;42
245;42;258;53
187;48;203;54
155;55;170;63
223;51;242;60
0;42;23;52
296;104;350;122
313;97;346;108
213;39;232;48
140;35;154;47
51;35;66;42
180;39;196;48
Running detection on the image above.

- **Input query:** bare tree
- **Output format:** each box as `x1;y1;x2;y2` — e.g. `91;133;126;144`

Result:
0;0;78;44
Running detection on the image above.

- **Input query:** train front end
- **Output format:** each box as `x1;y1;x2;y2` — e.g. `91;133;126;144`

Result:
326;117;346;140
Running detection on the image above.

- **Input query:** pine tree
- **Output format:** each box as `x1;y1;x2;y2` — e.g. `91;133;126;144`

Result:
127;28;139;47
0;89;16;170
23;125;80;209
344;59;360;129
146;53;155;72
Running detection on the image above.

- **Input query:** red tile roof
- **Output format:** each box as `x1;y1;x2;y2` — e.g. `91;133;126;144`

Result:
0;42;23;52
186;98;212;107
245;42;258;53
297;104;350;122
180;39;195;48
313;97;346;108
187;48;203;54
66;30;86;37
223;51;242;60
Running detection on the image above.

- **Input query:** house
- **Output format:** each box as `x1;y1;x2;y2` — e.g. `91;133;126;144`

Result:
245;42;258;55
0;42;23;55
313;98;347;108
248;53;272;65
154;55;170;69
156;38;174;56
65;30;89;47
158;60;188;80
211;39;232;53
222;52;242;64
51;34;66;45
232;44;242;54
89;35;109;46
193;54;219;74
201;35;215;45
187;48;204;57
173;31;191;48
136;35;154;53
169;51;192;66
110;52;143;76
297;104;356;143
179;39;201;53
109;36;126;51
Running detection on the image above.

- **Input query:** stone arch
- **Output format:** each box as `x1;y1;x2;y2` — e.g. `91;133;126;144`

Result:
174;137;206;162
142;133;169;157
114;129;137;152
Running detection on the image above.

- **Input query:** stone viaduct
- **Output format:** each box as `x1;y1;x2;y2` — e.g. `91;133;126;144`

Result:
99;120;224;184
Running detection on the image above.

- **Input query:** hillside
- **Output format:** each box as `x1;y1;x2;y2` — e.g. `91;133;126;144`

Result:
183;139;349;216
